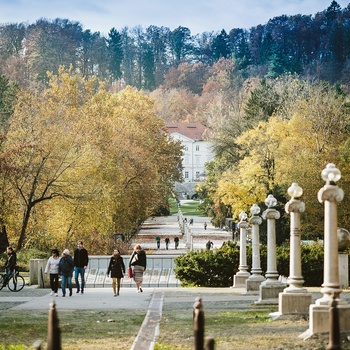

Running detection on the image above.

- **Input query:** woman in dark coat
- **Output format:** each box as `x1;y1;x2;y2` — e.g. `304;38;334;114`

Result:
107;248;125;296
129;244;146;293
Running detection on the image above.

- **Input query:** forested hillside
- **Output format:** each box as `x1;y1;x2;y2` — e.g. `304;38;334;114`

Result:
0;1;349;91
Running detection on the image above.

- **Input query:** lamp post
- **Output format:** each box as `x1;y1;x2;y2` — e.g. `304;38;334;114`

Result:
271;183;312;318
246;204;264;293
284;183;307;292
302;163;350;337
317;163;343;304
262;194;280;283
256;194;286;304
232;211;250;288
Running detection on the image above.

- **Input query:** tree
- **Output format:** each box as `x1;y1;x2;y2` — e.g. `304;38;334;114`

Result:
168;26;192;65
106;28;124;81
212;29;231;61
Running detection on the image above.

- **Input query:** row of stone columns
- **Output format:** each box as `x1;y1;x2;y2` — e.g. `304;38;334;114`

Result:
232;163;350;337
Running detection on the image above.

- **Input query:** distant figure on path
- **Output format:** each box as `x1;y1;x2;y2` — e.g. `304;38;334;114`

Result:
206;240;213;250
174;236;179;249
204;222;207;230
165;237;170;250
190;218;194;225
156;236;161;249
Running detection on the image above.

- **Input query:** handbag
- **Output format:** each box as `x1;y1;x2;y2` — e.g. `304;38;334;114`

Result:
128;267;133;278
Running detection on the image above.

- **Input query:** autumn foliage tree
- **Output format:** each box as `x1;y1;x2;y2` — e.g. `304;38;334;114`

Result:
0;67;182;252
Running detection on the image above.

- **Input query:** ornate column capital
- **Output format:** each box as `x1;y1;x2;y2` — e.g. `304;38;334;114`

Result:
249;215;262;225
238;221;249;229
318;185;344;203
262;208;280;220
285;199;305;214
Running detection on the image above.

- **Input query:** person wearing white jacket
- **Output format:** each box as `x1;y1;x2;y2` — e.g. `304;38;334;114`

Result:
45;249;61;296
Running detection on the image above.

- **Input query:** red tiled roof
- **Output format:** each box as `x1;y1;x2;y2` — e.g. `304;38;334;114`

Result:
164;122;210;141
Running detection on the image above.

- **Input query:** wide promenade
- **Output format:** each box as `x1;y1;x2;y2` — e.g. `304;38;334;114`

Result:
1;214;350;349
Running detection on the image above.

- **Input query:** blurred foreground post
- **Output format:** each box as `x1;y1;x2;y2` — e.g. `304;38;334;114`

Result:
47;300;61;350
326;294;340;350
193;297;204;350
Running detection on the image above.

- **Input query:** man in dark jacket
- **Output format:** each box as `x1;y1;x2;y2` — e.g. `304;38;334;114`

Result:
3;246;16;286
73;240;89;294
58;249;74;297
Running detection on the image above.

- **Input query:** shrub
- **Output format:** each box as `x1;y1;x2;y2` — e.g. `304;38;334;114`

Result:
174;241;239;287
175;241;329;287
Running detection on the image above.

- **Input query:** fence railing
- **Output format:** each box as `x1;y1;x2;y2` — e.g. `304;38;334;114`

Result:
30;255;181;288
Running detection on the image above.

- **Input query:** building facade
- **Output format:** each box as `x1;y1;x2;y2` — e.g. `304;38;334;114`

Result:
165;122;214;198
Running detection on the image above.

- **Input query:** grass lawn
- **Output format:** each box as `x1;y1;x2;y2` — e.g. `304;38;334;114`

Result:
169;198;203;216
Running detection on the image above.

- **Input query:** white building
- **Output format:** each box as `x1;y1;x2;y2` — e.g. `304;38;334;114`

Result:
165;123;214;197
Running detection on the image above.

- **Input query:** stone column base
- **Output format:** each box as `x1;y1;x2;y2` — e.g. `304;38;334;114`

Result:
269;292;312;319
246;277;265;293
255;282;286;304
300;302;350;338
232;274;249;288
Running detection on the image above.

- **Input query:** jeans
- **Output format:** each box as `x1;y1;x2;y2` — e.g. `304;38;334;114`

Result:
61;275;72;296
3;269;13;285
74;267;85;291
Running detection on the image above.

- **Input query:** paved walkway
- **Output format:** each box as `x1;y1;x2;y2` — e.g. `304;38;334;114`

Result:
3;214;348;349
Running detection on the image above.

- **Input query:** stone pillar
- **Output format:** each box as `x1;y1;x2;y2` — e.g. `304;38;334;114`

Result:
233;212;250;288
301;163;350;338
272;183;312;318
246;204;265;293
256;195;286;304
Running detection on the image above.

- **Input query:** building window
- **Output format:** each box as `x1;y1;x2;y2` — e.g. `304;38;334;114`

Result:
195;171;200;179
196;144;199;151
184;156;189;165
195;155;200;165
185;171;189;179
185;145;188;151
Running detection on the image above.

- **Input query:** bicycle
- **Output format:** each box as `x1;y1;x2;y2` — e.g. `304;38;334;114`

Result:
0;269;25;292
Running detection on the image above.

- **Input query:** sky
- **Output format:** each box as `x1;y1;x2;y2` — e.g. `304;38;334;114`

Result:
0;0;350;36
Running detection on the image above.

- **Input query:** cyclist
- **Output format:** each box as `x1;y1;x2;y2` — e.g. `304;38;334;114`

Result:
3;246;17;286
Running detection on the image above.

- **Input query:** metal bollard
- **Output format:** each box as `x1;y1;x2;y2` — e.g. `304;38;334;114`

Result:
193;297;204;350
47;300;62;350
326;293;341;350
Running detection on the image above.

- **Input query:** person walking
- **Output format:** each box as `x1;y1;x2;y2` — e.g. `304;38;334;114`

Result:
58;249;74;297
206;240;213;250
165;237;170;250
155;236;161;249
204;222;207;230
73;240;89;294
129;244;146;293
45;249;61;296
174;236;179;249
3;246;17;286
107;248;125;297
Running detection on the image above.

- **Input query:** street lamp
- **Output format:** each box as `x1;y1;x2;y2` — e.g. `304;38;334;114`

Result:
284;182;307;292
247;204;264;291
317;163;344;304
262;194;280;283
232;211;250;287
